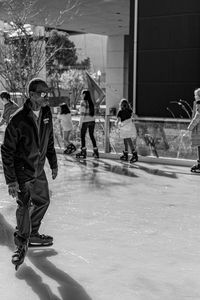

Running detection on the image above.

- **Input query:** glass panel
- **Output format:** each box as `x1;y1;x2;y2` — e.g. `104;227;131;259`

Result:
53;112;196;160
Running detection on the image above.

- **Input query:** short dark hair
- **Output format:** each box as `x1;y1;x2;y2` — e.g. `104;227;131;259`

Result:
0;91;10;101
28;78;48;93
60;103;70;114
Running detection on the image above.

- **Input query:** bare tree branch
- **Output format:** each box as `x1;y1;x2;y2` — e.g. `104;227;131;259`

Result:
0;0;79;96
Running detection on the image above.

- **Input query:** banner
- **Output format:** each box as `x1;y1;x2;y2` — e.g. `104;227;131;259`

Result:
85;71;105;107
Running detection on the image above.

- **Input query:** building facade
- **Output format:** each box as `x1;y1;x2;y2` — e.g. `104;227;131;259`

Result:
131;0;200;118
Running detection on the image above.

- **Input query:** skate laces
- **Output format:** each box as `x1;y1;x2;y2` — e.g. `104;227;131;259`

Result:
31;233;53;240
12;246;26;259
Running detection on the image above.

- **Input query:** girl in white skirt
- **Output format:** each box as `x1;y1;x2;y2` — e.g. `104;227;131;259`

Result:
58;103;76;154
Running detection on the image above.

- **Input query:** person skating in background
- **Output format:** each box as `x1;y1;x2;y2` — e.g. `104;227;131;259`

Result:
76;89;99;159
0;91;19;126
1;78;58;269
58;103;76;154
186;88;200;173
116;98;138;163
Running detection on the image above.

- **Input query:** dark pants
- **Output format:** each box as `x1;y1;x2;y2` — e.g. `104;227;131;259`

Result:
81;121;97;148
14;170;50;246
124;138;135;152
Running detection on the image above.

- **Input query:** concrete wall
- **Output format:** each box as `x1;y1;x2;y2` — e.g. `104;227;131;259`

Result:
106;35;126;115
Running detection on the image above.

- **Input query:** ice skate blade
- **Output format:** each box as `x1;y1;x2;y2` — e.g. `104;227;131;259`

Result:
76;157;86;160
191;170;200;174
12;259;23;271
130;159;138;164
15;264;20;271
64;149;76;155
28;242;53;248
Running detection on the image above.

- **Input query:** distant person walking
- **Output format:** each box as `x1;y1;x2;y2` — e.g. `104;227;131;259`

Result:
186;88;200;173
116;98;138;163
0;91;19;126
76;89;99;159
58;103;76;154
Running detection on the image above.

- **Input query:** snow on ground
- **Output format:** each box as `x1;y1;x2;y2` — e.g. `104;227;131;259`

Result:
0;154;200;300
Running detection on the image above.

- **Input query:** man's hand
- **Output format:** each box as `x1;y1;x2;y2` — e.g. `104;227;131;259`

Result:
8;181;20;198
52;167;58;180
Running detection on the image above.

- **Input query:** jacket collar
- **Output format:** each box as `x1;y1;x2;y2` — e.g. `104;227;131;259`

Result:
24;99;49;117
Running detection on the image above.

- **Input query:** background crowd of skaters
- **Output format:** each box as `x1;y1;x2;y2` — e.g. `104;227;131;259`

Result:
0;79;200;269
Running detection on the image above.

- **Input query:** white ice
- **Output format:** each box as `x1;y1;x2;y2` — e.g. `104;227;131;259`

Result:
0;155;200;300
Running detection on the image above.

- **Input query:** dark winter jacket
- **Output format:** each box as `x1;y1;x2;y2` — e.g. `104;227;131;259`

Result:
1;99;58;184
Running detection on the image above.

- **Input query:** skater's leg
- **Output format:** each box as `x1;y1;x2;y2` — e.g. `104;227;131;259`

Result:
191;146;200;172
63;130;71;148
12;243;28;270
127;138;138;163
88;121;97;148
126;138;135;152
76;147;87;158
80;123;87;148
12;181;32;268
63;130;76;154
120;139;129;161
124;139;129;152
29;170;50;236
14;181;32;246
93;147;99;158
76;123;87;158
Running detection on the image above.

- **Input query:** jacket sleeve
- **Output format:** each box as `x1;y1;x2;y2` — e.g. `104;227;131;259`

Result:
46;113;58;170
187;111;200;131
1;120;18;184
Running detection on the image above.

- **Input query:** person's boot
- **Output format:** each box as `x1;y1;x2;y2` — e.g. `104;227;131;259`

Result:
29;233;53;247
191;161;200;173
63;143;76;155
12;243;28;270
93;147;99;158
130;150;138;163
76;147;87;159
120;150;128;161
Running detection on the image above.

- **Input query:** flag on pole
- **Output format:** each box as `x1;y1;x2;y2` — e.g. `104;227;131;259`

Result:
85;71;105;107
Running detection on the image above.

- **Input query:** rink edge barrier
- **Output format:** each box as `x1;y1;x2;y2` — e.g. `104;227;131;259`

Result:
55;147;195;168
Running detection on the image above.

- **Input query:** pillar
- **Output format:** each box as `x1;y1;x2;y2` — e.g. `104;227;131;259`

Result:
105;35;125;116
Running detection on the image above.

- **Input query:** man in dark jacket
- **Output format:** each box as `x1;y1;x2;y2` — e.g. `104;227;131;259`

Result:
1;78;58;268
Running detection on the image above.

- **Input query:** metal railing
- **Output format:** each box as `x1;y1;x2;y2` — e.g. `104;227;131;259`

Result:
54;114;195;160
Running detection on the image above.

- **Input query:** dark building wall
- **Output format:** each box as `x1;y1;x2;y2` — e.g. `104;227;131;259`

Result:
124;35;129;100
135;0;200;118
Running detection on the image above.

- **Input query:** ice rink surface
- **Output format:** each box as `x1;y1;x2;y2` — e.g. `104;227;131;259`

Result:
0;154;200;300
